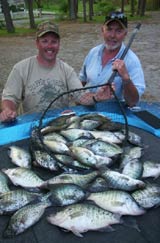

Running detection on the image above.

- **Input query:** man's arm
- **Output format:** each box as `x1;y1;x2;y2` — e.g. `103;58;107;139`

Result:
122;78;139;107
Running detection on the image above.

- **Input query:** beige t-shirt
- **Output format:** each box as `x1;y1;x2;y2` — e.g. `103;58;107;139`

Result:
2;56;83;114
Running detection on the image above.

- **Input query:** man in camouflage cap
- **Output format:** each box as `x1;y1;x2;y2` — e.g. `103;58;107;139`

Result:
0;20;110;122
36;20;60;38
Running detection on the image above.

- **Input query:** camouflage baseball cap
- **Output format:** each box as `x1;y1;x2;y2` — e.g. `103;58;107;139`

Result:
36;20;60;38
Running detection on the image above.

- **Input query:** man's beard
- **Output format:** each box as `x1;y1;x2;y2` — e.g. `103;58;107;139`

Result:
105;42;121;51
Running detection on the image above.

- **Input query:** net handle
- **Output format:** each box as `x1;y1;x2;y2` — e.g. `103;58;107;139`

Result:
108;23;141;84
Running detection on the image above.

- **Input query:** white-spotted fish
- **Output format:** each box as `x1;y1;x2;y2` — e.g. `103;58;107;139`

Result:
87;190;146;215
47;203;123;237
8;145;31;168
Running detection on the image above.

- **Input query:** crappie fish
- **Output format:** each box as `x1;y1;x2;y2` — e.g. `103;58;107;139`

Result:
2;168;44;190
60;128;94;141
0;171;10;194
8;145;31;168
85;140;123;158
4;201;51;237
55;154;89;170
69;146;98;168
87;190;145;216
79;119;103;130
64;116;81;129
32;149;59;171
40;170;99;189
79;113;120;131
142;160;160;179
90;131;124;144
79;113;109;123
0;189;43;215
86;177;109;192
70;138;92;147
48;183;87;206
43;132;68;144
126;130;143;146
101;169;145;191
121;158;143;179
132;183;160;209
70;145;112;169
47;203;122;237
120;146;143;169
43;140;70;155
41;112;76;133
30;127;44;149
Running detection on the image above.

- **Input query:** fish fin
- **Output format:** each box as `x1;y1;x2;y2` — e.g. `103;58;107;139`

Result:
71;227;84;237
122;216;140;232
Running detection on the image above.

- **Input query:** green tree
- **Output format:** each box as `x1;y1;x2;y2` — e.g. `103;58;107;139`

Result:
130;0;135;16
137;0;147;16
82;0;87;22
0;0;15;33
68;0;78;20
89;0;94;20
25;0;36;28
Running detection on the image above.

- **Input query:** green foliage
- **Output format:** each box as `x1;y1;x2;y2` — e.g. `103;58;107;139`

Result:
58;0;68;13
95;0;117;15
0;27;35;37
0;20;6;30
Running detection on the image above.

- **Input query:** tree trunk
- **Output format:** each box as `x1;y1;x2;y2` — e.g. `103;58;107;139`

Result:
75;0;78;19
0;0;15;33
130;0;135;16
82;0;87;22
121;0;125;12
68;0;77;20
137;0;141;15
89;0;94;21
25;0;36;29
140;0;147;16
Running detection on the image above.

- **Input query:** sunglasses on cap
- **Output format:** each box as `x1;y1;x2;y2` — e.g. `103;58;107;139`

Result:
105;12;128;28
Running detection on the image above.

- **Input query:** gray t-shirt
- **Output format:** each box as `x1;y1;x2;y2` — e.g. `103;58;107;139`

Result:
2;56;83;114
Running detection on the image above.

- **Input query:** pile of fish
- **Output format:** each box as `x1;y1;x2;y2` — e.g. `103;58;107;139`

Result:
0;112;160;238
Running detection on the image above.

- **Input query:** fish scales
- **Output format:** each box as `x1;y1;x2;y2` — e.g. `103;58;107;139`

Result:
32;150;59;171
4;201;51;237
85;140;123;158
8;145;31;168
40;171;99;189
0;189;43;215
132;184;160;209
47;203;122;237
121;159;143;179
87;190;146;215
142;160;160;179
0;171;10;194
48;183;87;206
2;168;44;189
101;169;145;191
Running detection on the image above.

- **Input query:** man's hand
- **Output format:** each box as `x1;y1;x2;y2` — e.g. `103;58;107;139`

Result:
94;84;114;102
112;59;130;81
0;108;17;123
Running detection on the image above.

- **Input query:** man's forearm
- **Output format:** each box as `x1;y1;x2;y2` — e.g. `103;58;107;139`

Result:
123;80;139;107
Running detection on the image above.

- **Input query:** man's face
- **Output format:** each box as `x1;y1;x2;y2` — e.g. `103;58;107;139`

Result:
102;21;127;51
36;32;60;63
